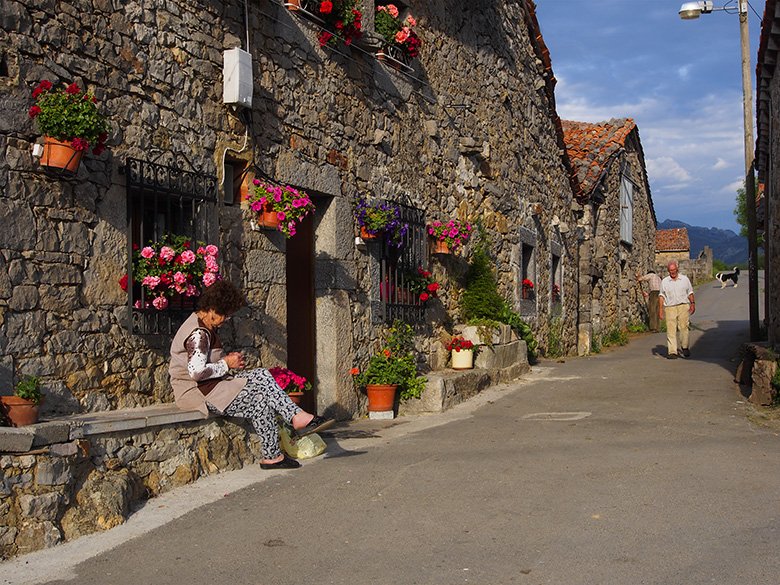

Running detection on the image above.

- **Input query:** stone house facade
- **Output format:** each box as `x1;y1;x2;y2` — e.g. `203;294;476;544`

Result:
654;227;690;266
561;119;657;354
0;0;581;421
756;0;780;348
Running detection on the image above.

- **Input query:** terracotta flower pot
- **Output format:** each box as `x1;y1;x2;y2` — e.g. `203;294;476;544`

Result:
360;226;379;240
41;137;83;174
451;348;474;370
365;384;398;412
258;202;280;230
284;0;301;9
433;240;450;254
1;396;41;427
287;391;304;406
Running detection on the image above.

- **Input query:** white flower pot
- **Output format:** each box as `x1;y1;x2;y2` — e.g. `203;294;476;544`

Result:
451;348;474;370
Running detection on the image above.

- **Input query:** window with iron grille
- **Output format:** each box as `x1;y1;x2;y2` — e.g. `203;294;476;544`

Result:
373;201;428;324
125;156;218;339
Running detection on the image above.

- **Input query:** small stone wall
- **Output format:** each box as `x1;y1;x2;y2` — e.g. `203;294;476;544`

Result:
0;408;262;560
735;343;779;406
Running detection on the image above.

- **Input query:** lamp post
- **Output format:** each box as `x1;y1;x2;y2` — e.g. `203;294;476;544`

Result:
679;0;760;341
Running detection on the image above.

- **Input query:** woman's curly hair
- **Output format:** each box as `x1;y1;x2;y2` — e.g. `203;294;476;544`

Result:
196;280;246;315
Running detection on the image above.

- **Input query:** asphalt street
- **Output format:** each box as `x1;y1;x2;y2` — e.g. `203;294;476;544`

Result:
3;274;778;585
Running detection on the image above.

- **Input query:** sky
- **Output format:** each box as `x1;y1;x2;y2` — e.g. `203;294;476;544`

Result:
534;0;765;233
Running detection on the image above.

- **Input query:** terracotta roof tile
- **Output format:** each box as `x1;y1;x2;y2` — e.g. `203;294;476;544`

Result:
655;228;690;252
561;118;637;195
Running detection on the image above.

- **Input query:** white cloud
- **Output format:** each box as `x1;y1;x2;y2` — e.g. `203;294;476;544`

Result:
646;157;692;183
721;178;743;194
712;158;730;170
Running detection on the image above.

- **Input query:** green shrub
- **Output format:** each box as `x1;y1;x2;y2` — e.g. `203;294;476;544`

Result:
601;326;628;348
459;229;537;360
627;320;648;334
546;315;565;358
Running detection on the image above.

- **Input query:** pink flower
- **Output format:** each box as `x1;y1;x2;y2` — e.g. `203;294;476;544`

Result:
253;178;260;186
277;211;286;221
159;246;175;262
405;15;417;27
386;4;399;17
173;271;188;285
152;295;169;310
180;250;196;264
205;244;219;256
134;300;143;309
203;272;217;287
142;276;161;289
185;284;199;297
205;256;219;273
377;5;387;11
141;246;155;259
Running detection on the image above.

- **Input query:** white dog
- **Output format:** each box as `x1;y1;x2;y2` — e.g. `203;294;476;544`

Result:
715;267;740;288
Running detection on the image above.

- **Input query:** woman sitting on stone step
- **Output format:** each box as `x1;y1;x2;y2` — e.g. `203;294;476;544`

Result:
168;280;334;469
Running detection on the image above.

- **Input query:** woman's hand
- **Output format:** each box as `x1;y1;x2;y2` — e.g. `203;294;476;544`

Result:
225;352;245;370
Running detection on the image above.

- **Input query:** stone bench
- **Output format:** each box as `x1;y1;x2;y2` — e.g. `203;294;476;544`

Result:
0;404;207;454
0;404;261;560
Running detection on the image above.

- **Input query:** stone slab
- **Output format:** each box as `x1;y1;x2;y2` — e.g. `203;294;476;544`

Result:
31;422;71;447
475;340;528;370
0;427;35;453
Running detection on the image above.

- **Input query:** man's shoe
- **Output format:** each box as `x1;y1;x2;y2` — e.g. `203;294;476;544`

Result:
667;353;678;359
681;348;691;358
294;416;335;438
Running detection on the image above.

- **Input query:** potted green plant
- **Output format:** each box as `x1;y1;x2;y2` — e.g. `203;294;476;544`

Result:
28;80;109;173
1;376;43;427
246;180;316;238
269;366;312;406
351;320;426;416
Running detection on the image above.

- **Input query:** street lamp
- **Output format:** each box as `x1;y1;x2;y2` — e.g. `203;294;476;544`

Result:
679;0;760;341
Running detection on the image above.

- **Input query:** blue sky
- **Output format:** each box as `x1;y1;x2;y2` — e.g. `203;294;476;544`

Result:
534;0;765;233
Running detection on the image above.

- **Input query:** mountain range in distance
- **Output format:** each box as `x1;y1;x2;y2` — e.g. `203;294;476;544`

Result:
657;219;747;266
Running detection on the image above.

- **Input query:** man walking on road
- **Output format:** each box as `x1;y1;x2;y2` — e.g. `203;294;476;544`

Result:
658;260;695;359
636;269;662;332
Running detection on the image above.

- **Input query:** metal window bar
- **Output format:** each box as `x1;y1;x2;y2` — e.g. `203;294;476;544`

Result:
379;202;428;324
126;157;217;339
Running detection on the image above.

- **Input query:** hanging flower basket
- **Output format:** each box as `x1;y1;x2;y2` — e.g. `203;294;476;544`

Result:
374;4;421;70
246;180;315;238
28;80;109;174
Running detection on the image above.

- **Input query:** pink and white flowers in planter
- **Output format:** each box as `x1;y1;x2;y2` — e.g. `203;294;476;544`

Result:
246;180;316;238
119;234;221;310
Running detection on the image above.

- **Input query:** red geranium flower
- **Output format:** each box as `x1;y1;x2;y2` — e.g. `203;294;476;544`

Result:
319;1;333;14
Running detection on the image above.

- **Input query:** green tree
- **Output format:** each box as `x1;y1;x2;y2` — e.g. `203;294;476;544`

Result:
733;177;763;245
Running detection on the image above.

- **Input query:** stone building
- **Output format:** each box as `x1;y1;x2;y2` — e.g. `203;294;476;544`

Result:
0;0;582;420
756;0;780;348
654;227;690;265
561;118;657;354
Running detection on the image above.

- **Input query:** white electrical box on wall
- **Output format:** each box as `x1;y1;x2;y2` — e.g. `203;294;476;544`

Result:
223;48;253;108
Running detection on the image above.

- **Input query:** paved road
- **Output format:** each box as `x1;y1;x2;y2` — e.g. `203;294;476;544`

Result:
4;275;778;585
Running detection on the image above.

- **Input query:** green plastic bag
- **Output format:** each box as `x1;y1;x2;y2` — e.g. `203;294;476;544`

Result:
279;424;327;460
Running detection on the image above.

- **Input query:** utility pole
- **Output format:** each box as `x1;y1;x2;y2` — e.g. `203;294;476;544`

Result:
738;0;760;341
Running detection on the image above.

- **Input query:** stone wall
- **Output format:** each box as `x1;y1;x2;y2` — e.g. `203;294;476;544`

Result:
577;131;656;353
0;416;261;560
1;0;578;419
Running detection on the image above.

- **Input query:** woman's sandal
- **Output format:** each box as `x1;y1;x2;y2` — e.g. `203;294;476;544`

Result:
260;454;301;470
